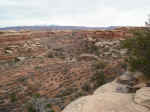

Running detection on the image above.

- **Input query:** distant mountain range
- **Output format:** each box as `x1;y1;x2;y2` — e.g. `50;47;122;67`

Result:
0;25;119;31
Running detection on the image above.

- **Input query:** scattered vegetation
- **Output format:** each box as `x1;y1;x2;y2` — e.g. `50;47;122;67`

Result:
93;60;106;70
46;104;52;108
120;61;128;70
34;66;42;70
32;93;41;98
27;105;36;112
74;91;84;98
56;88;75;97
121;29;150;78
83;40;100;55
47;49;65;59
48;53;54;58
81;82;91;92
0;31;5;34
26;97;55;112
48;110;55;112
90;59;107;90
92;70;106;89
9;93;17;102
72;32;77;36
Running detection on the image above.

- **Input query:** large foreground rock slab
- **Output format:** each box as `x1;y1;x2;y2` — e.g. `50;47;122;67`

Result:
135;87;150;108
62;81;150;112
83;93;149;112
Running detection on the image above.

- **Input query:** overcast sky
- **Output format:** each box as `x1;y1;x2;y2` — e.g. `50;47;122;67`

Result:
0;0;150;27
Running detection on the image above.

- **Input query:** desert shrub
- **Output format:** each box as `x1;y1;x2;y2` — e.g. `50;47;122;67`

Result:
92;70;106;89
93;60;106;70
120;61;128;70
46;104;52;108
0;31;5;34
34;66;42;70
27;106;36;112
72;32;76;36
48;110;55;112
74;91;84;98
48;53;54;58
121;29;150;78
82;83;91;92
32;93;41;98
9;93;17;102
56;88;75;97
84;41;99;55
26;97;53;112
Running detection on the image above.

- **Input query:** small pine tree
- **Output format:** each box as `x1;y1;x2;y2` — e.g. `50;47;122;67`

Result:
121;29;150;78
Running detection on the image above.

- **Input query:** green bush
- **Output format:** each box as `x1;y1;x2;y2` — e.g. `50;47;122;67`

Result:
49;110;55;112
32;93;41;98
27;106;36;112
121;29;150;78
0;31;5;34
93;60;106;70
82;83;91;92
9;93;17;102
92;70;106;89
46;104;52;108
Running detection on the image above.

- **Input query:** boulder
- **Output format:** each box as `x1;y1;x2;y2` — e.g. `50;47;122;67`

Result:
5;50;13;54
15;57;26;61
117;71;137;86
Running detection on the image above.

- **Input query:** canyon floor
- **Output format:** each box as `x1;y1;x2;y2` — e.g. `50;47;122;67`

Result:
0;28;136;112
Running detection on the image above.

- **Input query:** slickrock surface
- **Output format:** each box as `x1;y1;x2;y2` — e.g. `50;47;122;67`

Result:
62;70;150;112
82;92;150;112
135;87;150;108
62;80;150;112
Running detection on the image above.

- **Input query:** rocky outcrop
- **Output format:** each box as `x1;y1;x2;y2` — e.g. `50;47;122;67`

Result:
62;74;150;112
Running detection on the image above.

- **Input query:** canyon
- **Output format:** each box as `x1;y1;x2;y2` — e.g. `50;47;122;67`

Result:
0;27;148;112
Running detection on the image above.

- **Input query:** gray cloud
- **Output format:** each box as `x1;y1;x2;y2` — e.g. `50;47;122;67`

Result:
0;0;150;27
